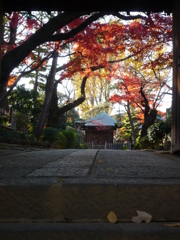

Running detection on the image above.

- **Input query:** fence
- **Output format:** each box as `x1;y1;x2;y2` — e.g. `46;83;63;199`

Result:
87;141;131;150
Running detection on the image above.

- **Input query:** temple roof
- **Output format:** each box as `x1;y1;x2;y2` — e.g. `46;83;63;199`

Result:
84;111;117;128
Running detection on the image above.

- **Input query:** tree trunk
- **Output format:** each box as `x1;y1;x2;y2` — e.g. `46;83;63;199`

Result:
47;81;58;127
33;50;40;107
47;75;87;128
35;52;58;139
140;108;157;138
139;86;157;139
127;100;136;145
47;65;102;128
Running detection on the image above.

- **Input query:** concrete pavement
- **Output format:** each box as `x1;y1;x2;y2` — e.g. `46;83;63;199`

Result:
0;147;180;239
1;148;180;180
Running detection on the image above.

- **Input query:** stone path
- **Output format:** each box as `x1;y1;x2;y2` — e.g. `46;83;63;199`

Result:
0;147;180;239
0;148;180;181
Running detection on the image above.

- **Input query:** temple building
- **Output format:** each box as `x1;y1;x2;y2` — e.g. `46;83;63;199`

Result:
80;112;117;145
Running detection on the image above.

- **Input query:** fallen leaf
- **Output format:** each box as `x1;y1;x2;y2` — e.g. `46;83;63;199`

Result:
131;210;152;224
107;167;113;171
58;178;63;183
98;160;103;164
164;223;180;227
107;211;118;223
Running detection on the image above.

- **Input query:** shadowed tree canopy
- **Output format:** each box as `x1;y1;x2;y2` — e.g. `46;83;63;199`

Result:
0;6;173;139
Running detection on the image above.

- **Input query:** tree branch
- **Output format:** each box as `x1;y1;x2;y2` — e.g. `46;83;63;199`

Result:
48;12;105;42
1;12;89;91
111;12;148;21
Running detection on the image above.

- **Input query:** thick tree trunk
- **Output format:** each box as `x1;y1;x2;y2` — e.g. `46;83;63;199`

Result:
139;86;157;138
35;52;58;139
140;108;157;138
47;75;87;128
127;100;136;145
47;81;58;127
47;65;102;128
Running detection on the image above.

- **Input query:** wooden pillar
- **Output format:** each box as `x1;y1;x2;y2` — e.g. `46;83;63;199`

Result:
172;0;180;153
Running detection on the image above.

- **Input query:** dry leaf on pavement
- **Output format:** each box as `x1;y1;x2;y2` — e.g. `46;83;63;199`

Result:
164;223;180;227
107;211;118;223
131;210;152;223
58;178;63;183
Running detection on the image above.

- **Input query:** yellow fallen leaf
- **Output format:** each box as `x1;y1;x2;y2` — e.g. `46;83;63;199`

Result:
58;178;63;183
107;211;118;223
98;160;103;164
131;210;152;224
164;223;180;227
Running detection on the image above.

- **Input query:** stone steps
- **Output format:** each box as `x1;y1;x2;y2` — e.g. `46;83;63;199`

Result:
0;222;180;240
0;178;180;223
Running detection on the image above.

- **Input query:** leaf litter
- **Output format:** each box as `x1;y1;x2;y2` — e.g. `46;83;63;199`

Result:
107;211;118;223
131;210;152;223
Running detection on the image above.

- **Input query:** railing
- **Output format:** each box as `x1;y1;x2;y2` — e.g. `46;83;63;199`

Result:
87;141;131;150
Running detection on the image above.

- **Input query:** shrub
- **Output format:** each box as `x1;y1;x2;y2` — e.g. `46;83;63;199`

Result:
0;127;7;138
42;127;59;144
74;132;85;149
122;146;129;150
28;134;35;141
138;136;152;149
0;127;19;139
134;136;140;149
66;126;76;133
63;130;76;149
56;132;67;149
16;112;29;133
17;132;27;140
7;131;19;139
79;143;89;149
0;115;8;125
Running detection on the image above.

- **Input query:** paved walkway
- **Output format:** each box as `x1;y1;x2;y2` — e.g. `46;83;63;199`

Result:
1;147;180;239
0;147;180;184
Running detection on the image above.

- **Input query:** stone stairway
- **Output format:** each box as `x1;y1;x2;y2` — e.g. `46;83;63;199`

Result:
0;148;180;239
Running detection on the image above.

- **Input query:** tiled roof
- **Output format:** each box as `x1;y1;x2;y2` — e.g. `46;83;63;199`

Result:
85;111;117;127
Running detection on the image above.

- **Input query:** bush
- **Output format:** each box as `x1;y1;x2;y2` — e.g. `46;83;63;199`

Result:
28;134;35;141
138;136;152;149
56;132;67;149
16;112;29;133
42;127;60;144
17;132;27;140
63;130;76;149
0;127;8;138
0;127;19;139
79;143;89;149
74;132;85;149
66;126;76;133
122;146;129;150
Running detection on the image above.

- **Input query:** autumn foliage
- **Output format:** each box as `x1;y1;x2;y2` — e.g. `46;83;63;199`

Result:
1;11;172;139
